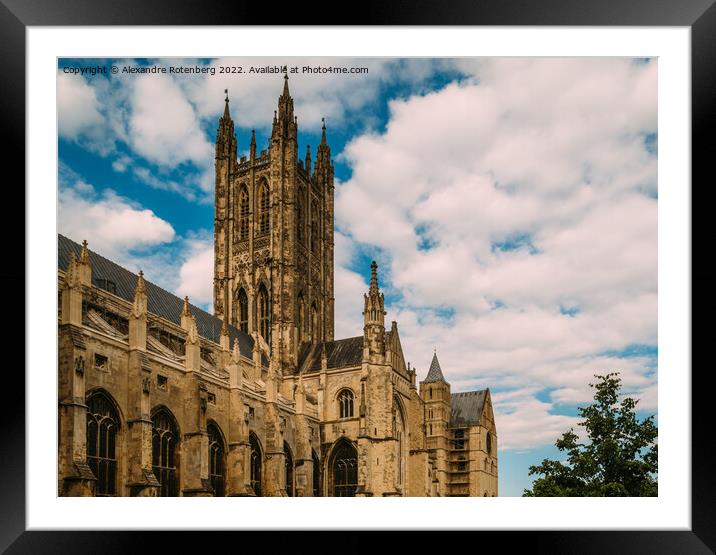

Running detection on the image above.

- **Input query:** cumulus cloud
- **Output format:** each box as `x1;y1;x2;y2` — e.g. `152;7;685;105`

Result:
175;232;215;309
58;167;176;260
335;58;658;450
57;73;103;139
129;74;213;167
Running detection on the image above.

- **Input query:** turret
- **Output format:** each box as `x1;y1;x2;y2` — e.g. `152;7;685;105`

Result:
363;261;386;360
271;72;297;142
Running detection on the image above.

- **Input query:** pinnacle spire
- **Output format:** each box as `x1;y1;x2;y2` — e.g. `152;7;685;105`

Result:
79;239;90;264
424;351;447;383
321;117;327;145
369;260;379;294
223;89;231;120
182;295;192;317
282;70;290;97
135;270;146;294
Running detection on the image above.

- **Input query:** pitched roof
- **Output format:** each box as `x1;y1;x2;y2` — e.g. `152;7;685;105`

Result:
450;390;488;427
423;352;447;383
297;336;364;374
58;234;259;361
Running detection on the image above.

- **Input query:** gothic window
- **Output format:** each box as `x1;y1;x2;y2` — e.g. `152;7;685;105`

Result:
258;284;270;346
297;293;305;344
284;442;294;497
249;433;262;496
331;439;357;497
310;201;319;254
258;181;270;236
312;450;321;497
239;186;249;240
486;431;493;455
311;302;318;342
152;408;180;497
208;422;225;497
338;389;354;419
393;401;405;486
86;391;120;496
237;288;248;333
297;187;306;243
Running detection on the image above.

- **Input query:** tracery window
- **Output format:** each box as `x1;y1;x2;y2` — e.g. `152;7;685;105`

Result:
86;391;119;496
312;450;321;497
338;389;354;419
250;433;262;497
239;186;249;240
152;408;180;497
237;288;248;333
258;182;270;236
208;422;225;497
258;284;270;345
331;440;357;497
284;442;294;497
311;302;318;342
297;294;305;344
297;187;306;243
310;201;319;254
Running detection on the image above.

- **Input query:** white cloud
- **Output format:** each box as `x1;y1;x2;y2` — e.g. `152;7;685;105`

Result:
57;73;103;139
335;58;658;451
129;74;213;167
175;233;215;309
59;177;175;261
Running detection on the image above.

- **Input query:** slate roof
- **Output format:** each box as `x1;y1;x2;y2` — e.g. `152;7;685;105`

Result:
450;390;488;428
58;234;259;361
423;352;447;383
297;336;364;374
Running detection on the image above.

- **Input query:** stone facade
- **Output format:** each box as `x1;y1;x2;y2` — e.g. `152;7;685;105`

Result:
57;77;498;497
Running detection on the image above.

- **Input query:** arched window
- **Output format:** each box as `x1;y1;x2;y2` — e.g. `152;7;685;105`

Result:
297;187;305;243
239;186;249;240
393;400;406;486
258;284;270;346
237;288;248;333
249;433;262;497
491;461;495;475
86;391;120;496
486;431;493;455
297;293;305;345
258;182;270;236
152;408;180;497
284;442;294;497
484;458;488;471
208;422;225;497
338;389;354;419
331;440;357;497
311;302;318;342
312;450;321;497
310;201;319;254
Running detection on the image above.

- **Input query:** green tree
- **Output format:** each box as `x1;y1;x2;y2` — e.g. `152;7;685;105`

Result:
523;372;657;497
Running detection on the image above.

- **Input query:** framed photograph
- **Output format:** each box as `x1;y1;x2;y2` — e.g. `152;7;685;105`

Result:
6;0;712;552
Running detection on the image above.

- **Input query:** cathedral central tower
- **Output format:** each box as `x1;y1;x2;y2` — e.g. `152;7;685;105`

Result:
213;76;335;375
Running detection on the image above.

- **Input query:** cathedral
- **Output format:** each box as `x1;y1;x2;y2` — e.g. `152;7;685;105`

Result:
57;76;498;497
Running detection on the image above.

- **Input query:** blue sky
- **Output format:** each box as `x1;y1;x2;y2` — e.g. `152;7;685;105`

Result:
58;57;658;496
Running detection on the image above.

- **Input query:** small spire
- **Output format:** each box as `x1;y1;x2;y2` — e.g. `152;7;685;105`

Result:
424;351;447;384
79;239;90;264
135;270;146;293
232;338;240;362
282;70;290;97
369;260;379;293
250;129;256;146
223;89;231;120
321;117;327;145
182;295;191;317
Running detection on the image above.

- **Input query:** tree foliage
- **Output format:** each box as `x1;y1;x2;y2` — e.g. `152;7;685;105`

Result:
523;372;657;497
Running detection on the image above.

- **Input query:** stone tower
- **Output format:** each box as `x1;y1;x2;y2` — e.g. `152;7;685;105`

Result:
420;352;451;496
213;76;335;376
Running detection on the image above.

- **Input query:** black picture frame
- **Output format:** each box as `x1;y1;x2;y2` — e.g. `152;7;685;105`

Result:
4;1;713;552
